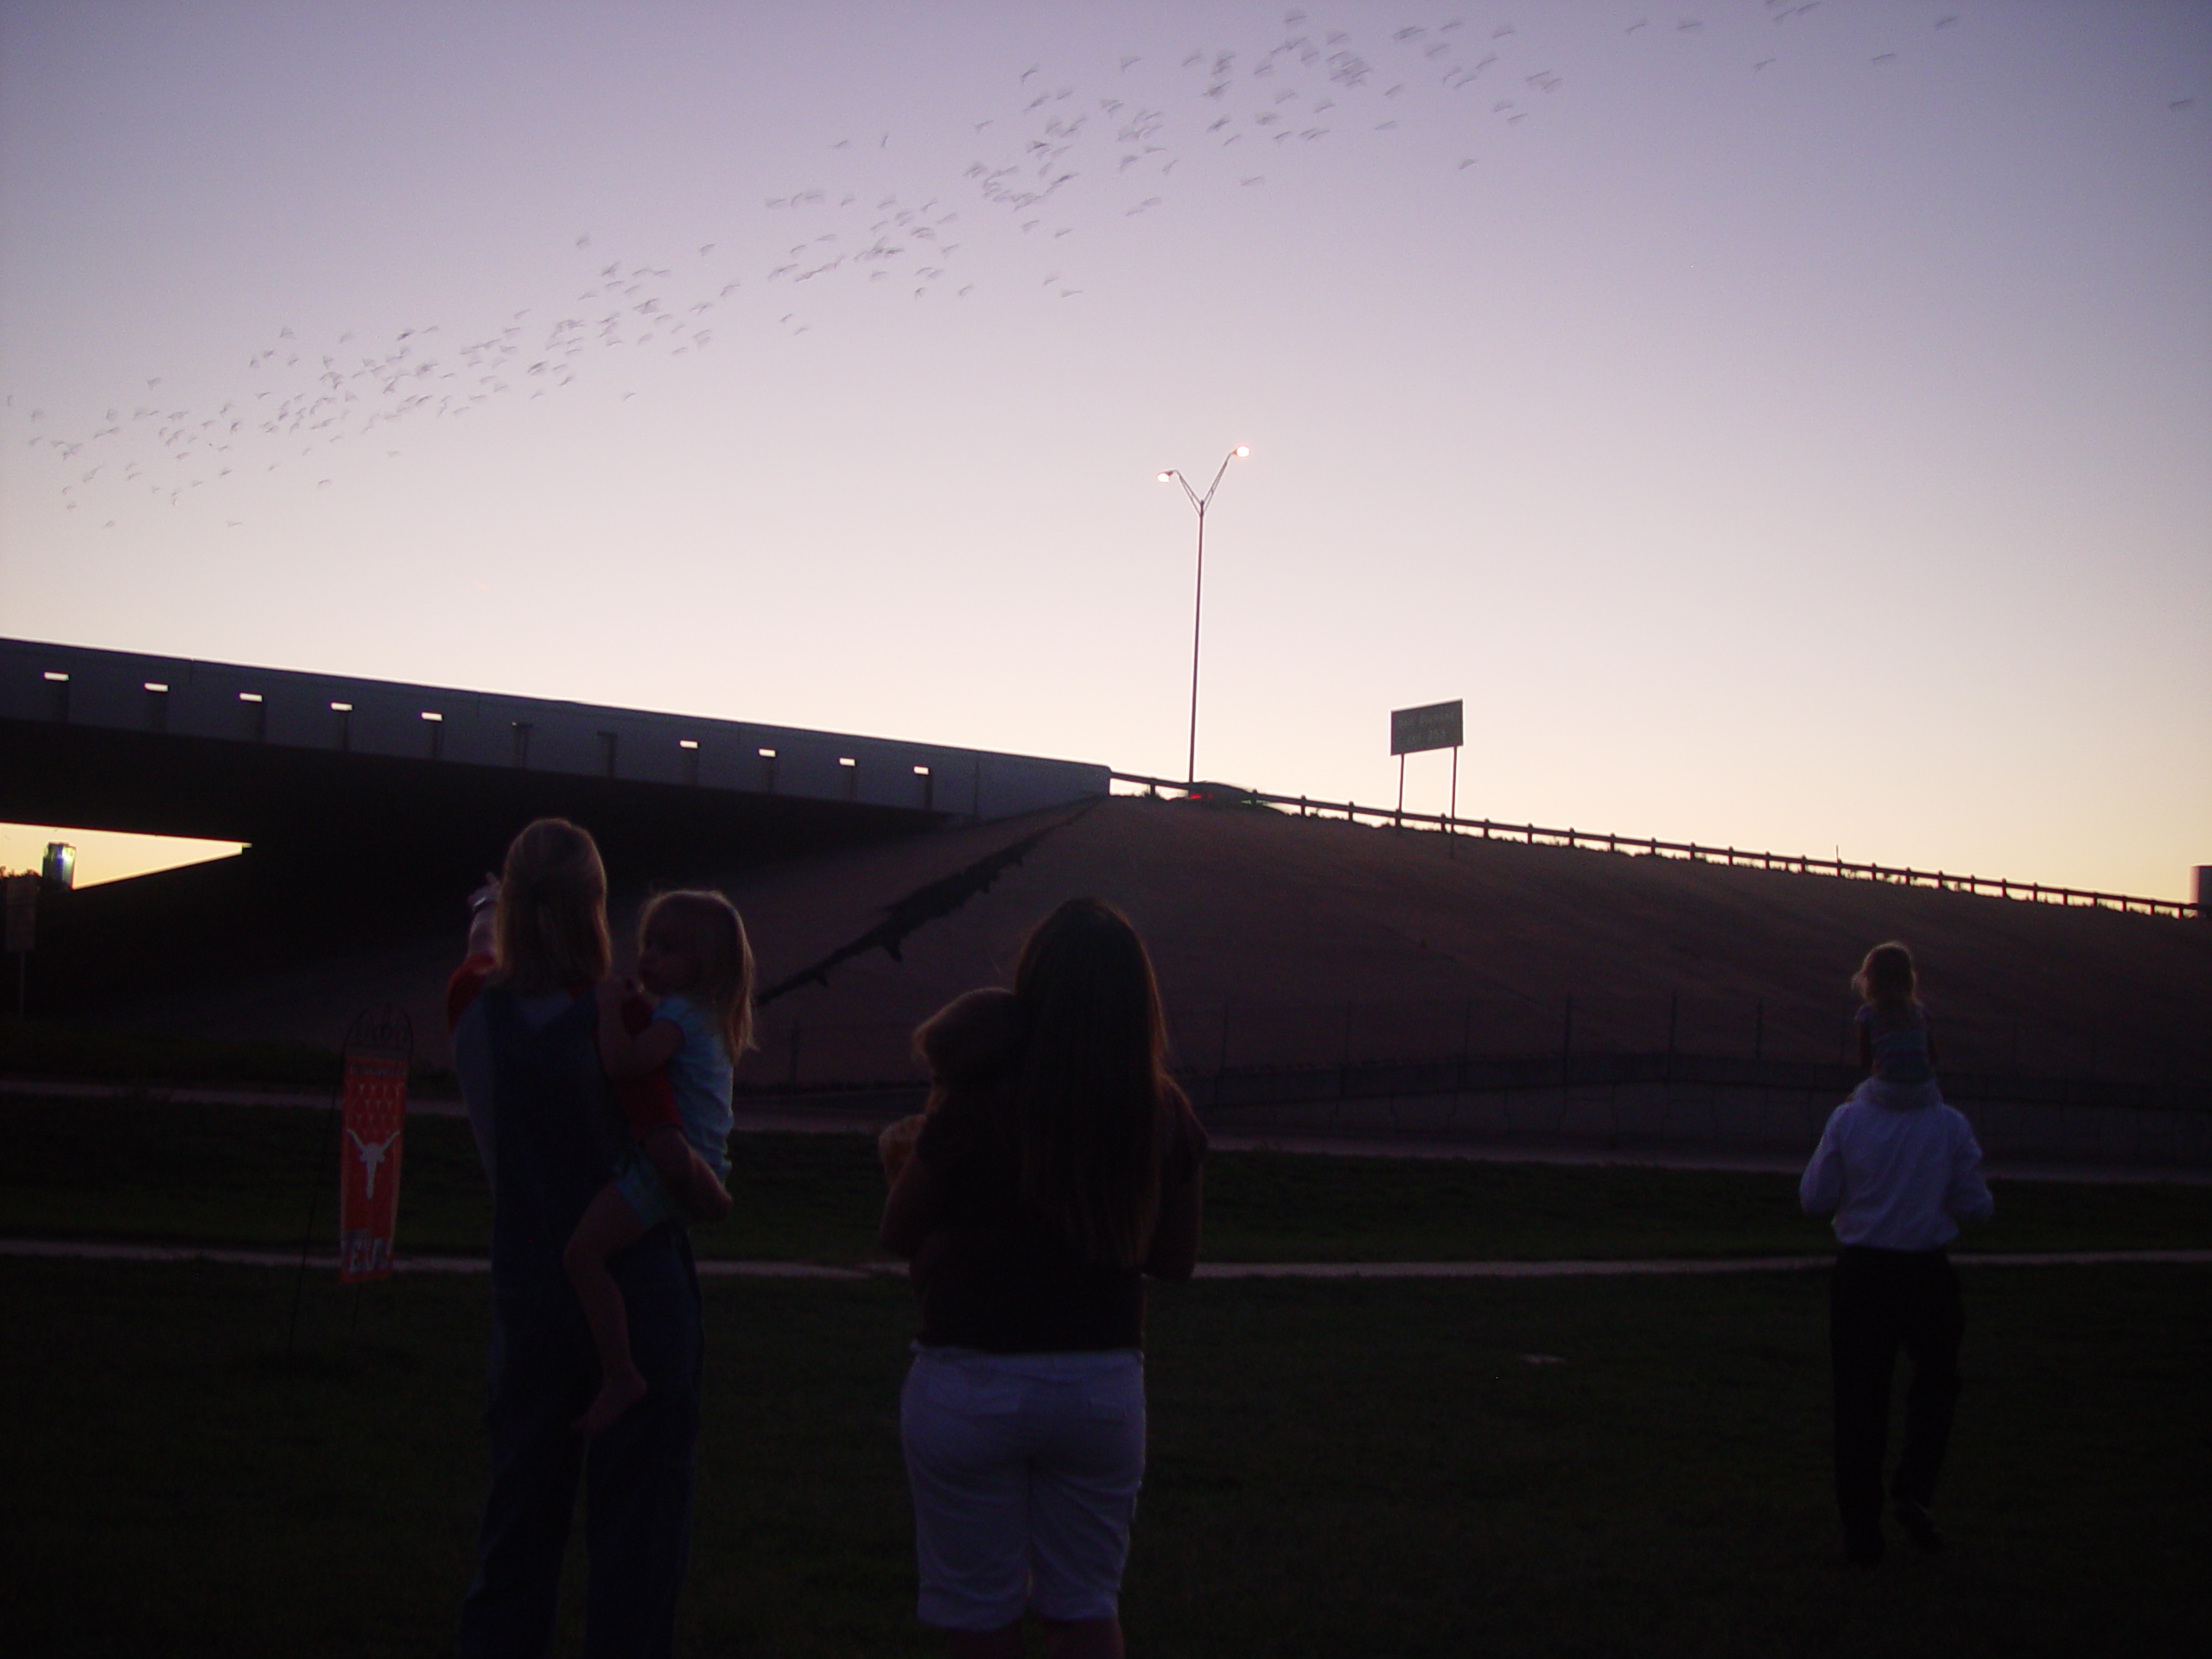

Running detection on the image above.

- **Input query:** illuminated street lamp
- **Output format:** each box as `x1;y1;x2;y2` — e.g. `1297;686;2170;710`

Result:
1157;445;1249;786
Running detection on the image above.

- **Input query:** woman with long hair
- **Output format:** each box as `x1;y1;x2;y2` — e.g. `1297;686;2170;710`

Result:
447;818;714;1656
882;899;1205;1659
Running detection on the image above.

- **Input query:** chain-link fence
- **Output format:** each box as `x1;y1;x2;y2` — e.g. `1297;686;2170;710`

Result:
739;991;2211;1109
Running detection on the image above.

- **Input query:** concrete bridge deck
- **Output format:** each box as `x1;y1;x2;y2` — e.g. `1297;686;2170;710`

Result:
0;636;1106;862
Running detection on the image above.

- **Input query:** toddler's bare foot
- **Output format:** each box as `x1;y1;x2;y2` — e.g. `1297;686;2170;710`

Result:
573;1370;648;1437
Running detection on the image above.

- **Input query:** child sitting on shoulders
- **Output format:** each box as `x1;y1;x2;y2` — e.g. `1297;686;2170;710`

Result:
566;889;755;1437
1801;941;1993;1567
1853;943;1939;1093
878;988;1027;1187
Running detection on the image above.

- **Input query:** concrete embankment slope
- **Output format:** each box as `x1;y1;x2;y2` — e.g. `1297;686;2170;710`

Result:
41;797;2212;1108
721;795;2209;1071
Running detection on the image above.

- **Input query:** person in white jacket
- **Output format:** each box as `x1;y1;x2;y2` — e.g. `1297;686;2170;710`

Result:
1801;942;1993;1567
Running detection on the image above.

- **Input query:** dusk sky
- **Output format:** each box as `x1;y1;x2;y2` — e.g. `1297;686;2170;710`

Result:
3;1;2206;899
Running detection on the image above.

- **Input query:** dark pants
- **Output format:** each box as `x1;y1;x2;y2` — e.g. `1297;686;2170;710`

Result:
1829;1246;1963;1548
460;1245;703;1659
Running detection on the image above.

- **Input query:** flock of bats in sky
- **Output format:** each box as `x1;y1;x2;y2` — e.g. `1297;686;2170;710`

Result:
10;3;2200;528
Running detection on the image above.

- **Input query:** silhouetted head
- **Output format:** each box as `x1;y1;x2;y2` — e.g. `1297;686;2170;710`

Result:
914;987;1027;1096
1852;941;1917;1010
496;818;609;995
637;889;756;1059
1011;898;1173;1268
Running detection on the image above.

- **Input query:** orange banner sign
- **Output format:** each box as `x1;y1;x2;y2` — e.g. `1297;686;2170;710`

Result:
337;1051;408;1281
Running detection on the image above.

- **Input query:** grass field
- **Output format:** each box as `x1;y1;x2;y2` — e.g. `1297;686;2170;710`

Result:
3;1257;2205;1657
7;1090;2206;1654
5;1092;2208;1263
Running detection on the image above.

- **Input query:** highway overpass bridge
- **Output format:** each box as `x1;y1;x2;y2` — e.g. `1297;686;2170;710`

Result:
0;636;1106;1020
1;636;1105;880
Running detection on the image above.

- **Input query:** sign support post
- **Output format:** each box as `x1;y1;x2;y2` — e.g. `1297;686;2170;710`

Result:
4;874;36;1019
1389;700;1465;848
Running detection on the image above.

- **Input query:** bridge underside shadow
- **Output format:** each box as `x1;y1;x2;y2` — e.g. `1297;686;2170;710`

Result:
3;719;943;1026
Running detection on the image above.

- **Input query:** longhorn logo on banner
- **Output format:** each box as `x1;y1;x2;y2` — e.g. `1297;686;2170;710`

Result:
338;1007;412;1281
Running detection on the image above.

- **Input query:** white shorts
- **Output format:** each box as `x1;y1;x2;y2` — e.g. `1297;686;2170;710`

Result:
899;1345;1147;1631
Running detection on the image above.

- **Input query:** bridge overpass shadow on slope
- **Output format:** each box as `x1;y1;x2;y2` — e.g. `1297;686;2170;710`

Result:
0;637;1105;1020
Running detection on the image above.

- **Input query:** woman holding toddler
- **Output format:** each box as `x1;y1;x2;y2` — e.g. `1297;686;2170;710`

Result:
881;898;1207;1659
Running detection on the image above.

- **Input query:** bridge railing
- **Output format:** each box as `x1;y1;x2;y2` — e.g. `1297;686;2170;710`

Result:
1108;772;2201;923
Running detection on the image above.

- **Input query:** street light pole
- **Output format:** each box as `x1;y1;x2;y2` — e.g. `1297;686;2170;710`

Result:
1158;446;1249;786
